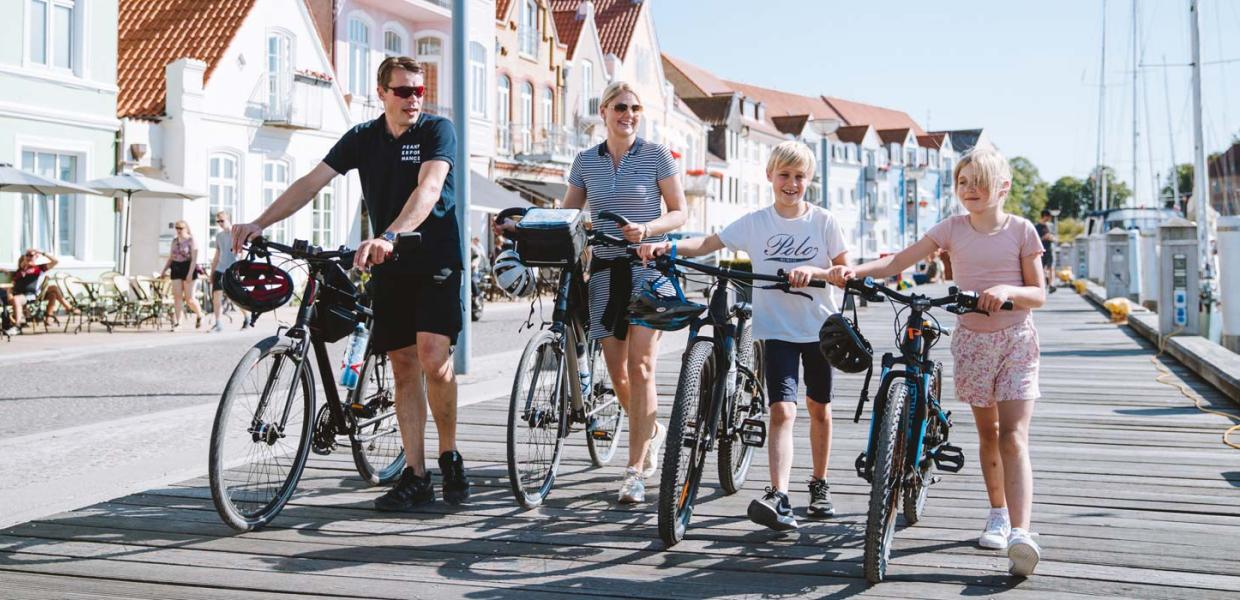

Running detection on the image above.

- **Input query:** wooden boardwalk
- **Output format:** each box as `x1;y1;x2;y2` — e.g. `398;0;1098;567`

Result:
1;285;1237;599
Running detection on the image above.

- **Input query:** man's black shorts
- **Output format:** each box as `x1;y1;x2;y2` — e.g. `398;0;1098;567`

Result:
1040;250;1053;268
368;268;463;353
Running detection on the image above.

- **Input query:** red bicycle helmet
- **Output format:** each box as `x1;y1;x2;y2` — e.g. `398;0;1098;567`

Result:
222;260;294;314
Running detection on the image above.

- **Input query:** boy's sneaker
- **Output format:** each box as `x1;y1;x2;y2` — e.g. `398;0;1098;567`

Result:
747;487;799;531
978;509;1011;549
374;467;434;512
807;477;835;518
1007;528;1041;576
642;421;666;477
438;450;471;505
618;467;645;504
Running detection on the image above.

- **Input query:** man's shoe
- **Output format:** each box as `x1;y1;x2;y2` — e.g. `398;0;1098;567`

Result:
1007;528;1042;576
617;467;645;504
374;467;434;512
438;450;471;505
747;487;798;531
979;509;1011;549
642;421;666;478
807;477;835;518
210;322;224;333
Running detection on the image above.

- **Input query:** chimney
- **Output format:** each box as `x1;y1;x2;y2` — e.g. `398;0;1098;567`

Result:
578;0;595;21
165;58;206;115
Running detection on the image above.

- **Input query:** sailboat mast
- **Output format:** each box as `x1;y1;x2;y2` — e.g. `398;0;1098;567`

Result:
1163;54;1179;209
1096;0;1109;211
1132;0;1140;207
1188;0;1214;290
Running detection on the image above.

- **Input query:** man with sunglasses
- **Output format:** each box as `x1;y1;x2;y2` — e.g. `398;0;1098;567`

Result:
209;211;248;332
232;55;469;512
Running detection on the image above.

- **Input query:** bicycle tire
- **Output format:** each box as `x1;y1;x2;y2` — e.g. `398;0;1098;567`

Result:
718;323;760;493
506;330;568;508
209;336;314;532
658;339;714;547
585;338;624;466
903;363;941;525
864;377;910;583
350;352;406;485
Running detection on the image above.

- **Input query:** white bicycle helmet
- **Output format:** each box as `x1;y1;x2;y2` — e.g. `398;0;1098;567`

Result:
493;249;538;298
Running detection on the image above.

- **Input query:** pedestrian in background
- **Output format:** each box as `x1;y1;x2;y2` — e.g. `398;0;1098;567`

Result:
160;220;205;331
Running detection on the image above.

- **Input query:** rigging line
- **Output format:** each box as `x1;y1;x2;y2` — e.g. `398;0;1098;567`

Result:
1214;2;1234;205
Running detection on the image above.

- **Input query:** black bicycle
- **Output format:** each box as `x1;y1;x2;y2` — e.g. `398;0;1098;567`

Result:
845;277;1010;583
499;208;628;508
208;235;418;531
648;253;826;547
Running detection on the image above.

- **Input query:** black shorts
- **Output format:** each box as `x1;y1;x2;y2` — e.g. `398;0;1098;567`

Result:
170;260;197;281
368;267;463;353
211;271;224;290
1040;251;1053;268
763;339;833;405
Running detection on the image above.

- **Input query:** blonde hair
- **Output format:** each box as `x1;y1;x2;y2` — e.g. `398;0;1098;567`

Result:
766;141;817;177
953;147;1011;200
599;81;640;112
174;220;192;237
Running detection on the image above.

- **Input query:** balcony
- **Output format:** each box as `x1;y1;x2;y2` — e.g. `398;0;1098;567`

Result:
684;173;715;198
263;73;330;130
353;0;450;23
498;125;586;164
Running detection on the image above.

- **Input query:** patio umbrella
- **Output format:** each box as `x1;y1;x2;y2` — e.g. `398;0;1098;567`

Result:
0;163;105;253
85;172;205;275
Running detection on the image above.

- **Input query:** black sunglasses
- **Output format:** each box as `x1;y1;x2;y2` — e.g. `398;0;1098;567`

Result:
611;102;642;114
387;85;426;99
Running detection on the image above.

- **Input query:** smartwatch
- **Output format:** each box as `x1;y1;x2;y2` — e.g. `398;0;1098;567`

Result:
380;231;398;244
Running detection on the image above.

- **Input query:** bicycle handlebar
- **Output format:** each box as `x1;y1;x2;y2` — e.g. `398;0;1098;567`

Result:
844;276;1013;315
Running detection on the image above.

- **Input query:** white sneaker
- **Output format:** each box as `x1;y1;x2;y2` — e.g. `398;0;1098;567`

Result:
618;467;645;504
1007;528;1041;576
643;421;666;478
210;322;223;333
978;510;1011;549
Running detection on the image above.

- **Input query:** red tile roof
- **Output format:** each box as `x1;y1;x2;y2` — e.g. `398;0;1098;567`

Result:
877;128;913;145
590;0;643;60
497;0;513;20
823;96;925;135
663;53;733;97
723;80;842;121
118;0;256;119
551;10;586;59
917;133;946;149
770;115;809;136
835;125;872;145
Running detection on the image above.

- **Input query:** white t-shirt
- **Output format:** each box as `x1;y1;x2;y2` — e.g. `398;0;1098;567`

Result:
214;230;238;273
718;205;848;343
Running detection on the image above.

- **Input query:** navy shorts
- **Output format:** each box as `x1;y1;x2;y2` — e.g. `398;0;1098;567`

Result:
367;267;463;354
763;339;833;405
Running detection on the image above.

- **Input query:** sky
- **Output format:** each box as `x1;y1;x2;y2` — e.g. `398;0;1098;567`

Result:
650;0;1240;205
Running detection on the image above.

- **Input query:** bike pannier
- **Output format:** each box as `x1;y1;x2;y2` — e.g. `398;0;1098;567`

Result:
514;208;587;267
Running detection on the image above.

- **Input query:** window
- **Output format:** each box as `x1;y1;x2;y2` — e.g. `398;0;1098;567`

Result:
312;187;334;248
20;150;79;256
836;188;844;208
519;82;533;152
384;29;404;56
580;60;593;115
469;42;487;117
416;37;442;57
540;87;554;134
497;75;511;152
266;33;292;114
415;36;443;107
29;0;76;70
519;0;539;57
263;160;290;244
208;154;239;247
347;18;371;97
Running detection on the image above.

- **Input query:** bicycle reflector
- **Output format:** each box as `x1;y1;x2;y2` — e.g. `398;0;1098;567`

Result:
222;260;294;314
818;312;873;373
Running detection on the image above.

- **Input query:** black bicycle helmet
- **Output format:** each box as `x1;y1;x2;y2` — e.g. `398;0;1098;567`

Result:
627;277;706;332
222;260;294;314
818;312;873;373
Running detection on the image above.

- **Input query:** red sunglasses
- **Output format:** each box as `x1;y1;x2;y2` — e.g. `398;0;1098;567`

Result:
387;85;426;99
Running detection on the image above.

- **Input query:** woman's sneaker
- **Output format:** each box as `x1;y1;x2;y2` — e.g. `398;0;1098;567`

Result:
1007;528;1041;576
978;509;1011;549
747;487;798;531
618;467;645;504
643;421;666;477
807;477;835;518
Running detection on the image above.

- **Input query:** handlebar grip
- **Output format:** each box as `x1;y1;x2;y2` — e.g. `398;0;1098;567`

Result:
1000;300;1015;311
809;281;827;288
597;210;631;226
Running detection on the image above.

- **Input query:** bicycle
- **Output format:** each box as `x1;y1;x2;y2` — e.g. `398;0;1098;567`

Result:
650;252;827;547
499;208;628;508
844;276;1011;583
208;234;419;531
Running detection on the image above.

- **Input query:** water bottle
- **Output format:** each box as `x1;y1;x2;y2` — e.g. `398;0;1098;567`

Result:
339;323;368;389
579;361;592;399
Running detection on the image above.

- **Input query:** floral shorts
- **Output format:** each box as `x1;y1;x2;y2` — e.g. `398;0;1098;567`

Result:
950;317;1041;407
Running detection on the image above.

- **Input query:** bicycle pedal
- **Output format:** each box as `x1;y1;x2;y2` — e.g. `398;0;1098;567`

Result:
931;444;965;473
854;452;871;482
349;402;375;419
739;418;766;448
586;417;614;441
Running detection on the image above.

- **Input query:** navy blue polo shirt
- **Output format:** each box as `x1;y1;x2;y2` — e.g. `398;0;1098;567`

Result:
324;112;460;271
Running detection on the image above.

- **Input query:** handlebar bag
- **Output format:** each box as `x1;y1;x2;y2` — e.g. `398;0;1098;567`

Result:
514;208;587;267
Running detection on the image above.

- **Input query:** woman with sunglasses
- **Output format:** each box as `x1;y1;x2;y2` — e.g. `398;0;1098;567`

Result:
160;220;205;331
565;81;687;503
6;248;73;330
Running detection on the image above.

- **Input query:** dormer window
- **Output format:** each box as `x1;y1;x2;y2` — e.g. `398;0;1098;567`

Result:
519;0;539;58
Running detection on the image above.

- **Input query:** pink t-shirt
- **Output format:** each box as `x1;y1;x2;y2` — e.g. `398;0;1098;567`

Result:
925;214;1043;332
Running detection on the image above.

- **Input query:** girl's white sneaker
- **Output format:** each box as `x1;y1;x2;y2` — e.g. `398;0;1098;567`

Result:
978;511;1011;549
1007;528;1041;576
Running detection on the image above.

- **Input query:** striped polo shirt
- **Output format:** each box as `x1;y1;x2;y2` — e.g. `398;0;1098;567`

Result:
568;137;679;260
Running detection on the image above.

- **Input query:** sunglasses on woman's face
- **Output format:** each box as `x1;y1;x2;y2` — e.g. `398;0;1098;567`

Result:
387;85;426;99
611;103;643;114
175;226;184;231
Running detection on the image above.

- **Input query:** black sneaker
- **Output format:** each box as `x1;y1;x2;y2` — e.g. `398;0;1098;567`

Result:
374;467;434;512
438;450;471;505
747;487;798;531
808;477;836;518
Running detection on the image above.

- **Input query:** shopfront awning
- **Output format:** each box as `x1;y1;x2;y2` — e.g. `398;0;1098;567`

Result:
471;171;534;214
496;177;568;207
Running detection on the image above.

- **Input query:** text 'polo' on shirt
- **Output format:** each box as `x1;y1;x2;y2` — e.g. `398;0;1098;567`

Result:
719;205;849;343
567;138;679;261
323;112;461;271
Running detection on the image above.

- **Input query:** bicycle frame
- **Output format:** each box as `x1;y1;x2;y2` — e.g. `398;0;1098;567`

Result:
683;279;754;452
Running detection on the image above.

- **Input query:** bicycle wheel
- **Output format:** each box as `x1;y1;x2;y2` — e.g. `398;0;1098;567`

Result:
864;378;911;583
903;363;941;525
718;323;761;493
209;336;314;532
659;339;714;547
350;352;406;485
585;338;624;466
506;330;568;508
